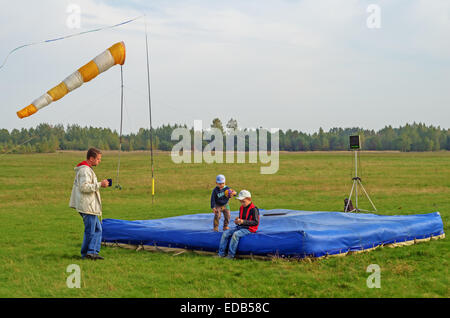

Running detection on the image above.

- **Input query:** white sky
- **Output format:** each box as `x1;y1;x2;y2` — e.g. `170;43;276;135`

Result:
0;0;449;134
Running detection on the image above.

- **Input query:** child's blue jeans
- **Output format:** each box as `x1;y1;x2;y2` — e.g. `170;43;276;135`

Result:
218;227;251;258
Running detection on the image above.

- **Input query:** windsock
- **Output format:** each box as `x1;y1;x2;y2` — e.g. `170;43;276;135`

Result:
17;41;126;119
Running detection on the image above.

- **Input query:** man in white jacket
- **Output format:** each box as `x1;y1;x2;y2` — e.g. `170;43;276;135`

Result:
70;148;109;260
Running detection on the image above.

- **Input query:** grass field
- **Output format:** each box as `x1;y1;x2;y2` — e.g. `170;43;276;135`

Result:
0;151;448;297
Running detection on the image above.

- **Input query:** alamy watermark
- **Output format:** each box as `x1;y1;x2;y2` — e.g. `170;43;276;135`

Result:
170;120;279;174
366;264;381;288
66;4;81;29
367;4;381;29
66;264;81;288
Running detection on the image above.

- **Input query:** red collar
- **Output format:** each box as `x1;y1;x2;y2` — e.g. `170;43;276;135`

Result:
241;202;255;209
76;160;92;167
239;202;255;217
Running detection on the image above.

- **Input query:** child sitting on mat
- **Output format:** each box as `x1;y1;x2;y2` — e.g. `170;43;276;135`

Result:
217;190;260;259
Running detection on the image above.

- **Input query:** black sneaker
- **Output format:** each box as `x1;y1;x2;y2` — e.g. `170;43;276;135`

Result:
93;254;104;260
85;253;97;260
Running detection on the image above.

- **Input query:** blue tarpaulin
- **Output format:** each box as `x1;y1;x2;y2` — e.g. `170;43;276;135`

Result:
102;210;444;258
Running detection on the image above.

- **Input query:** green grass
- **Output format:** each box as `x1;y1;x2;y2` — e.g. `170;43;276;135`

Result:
0;151;448;297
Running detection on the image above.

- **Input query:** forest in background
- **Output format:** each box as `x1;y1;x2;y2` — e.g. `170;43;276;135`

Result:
1;119;449;154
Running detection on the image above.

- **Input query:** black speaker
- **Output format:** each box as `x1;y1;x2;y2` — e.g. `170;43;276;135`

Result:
349;135;360;149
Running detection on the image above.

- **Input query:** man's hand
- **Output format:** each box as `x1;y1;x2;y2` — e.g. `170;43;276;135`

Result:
100;179;109;188
234;218;243;225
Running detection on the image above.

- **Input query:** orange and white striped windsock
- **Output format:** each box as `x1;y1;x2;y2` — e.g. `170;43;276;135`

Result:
17;41;126;119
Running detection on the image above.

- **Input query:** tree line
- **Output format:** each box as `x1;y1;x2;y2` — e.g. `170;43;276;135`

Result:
0;120;449;154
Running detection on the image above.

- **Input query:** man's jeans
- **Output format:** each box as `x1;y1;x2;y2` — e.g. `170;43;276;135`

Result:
80;213;102;258
218;227;251;258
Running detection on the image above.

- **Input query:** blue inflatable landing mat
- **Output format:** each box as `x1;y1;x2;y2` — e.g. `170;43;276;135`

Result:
102;210;444;258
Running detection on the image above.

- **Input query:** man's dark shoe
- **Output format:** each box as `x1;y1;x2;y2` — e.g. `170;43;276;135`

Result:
85;253;97;260
84;254;104;260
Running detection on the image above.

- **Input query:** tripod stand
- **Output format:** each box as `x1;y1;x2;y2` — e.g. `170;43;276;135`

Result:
345;150;377;212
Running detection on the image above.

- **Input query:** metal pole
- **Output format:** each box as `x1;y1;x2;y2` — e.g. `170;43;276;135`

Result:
115;65;124;190
144;16;155;204
355;150;358;211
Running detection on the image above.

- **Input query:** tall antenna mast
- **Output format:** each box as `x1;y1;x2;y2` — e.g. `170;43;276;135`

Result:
144;16;155;204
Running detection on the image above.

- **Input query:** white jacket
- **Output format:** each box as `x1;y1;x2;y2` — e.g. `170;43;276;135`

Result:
69;163;102;216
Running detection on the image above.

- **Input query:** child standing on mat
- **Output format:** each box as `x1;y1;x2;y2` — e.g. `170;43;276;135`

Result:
211;174;236;232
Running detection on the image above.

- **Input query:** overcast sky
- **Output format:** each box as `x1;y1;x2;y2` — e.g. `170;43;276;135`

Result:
0;0;449;134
